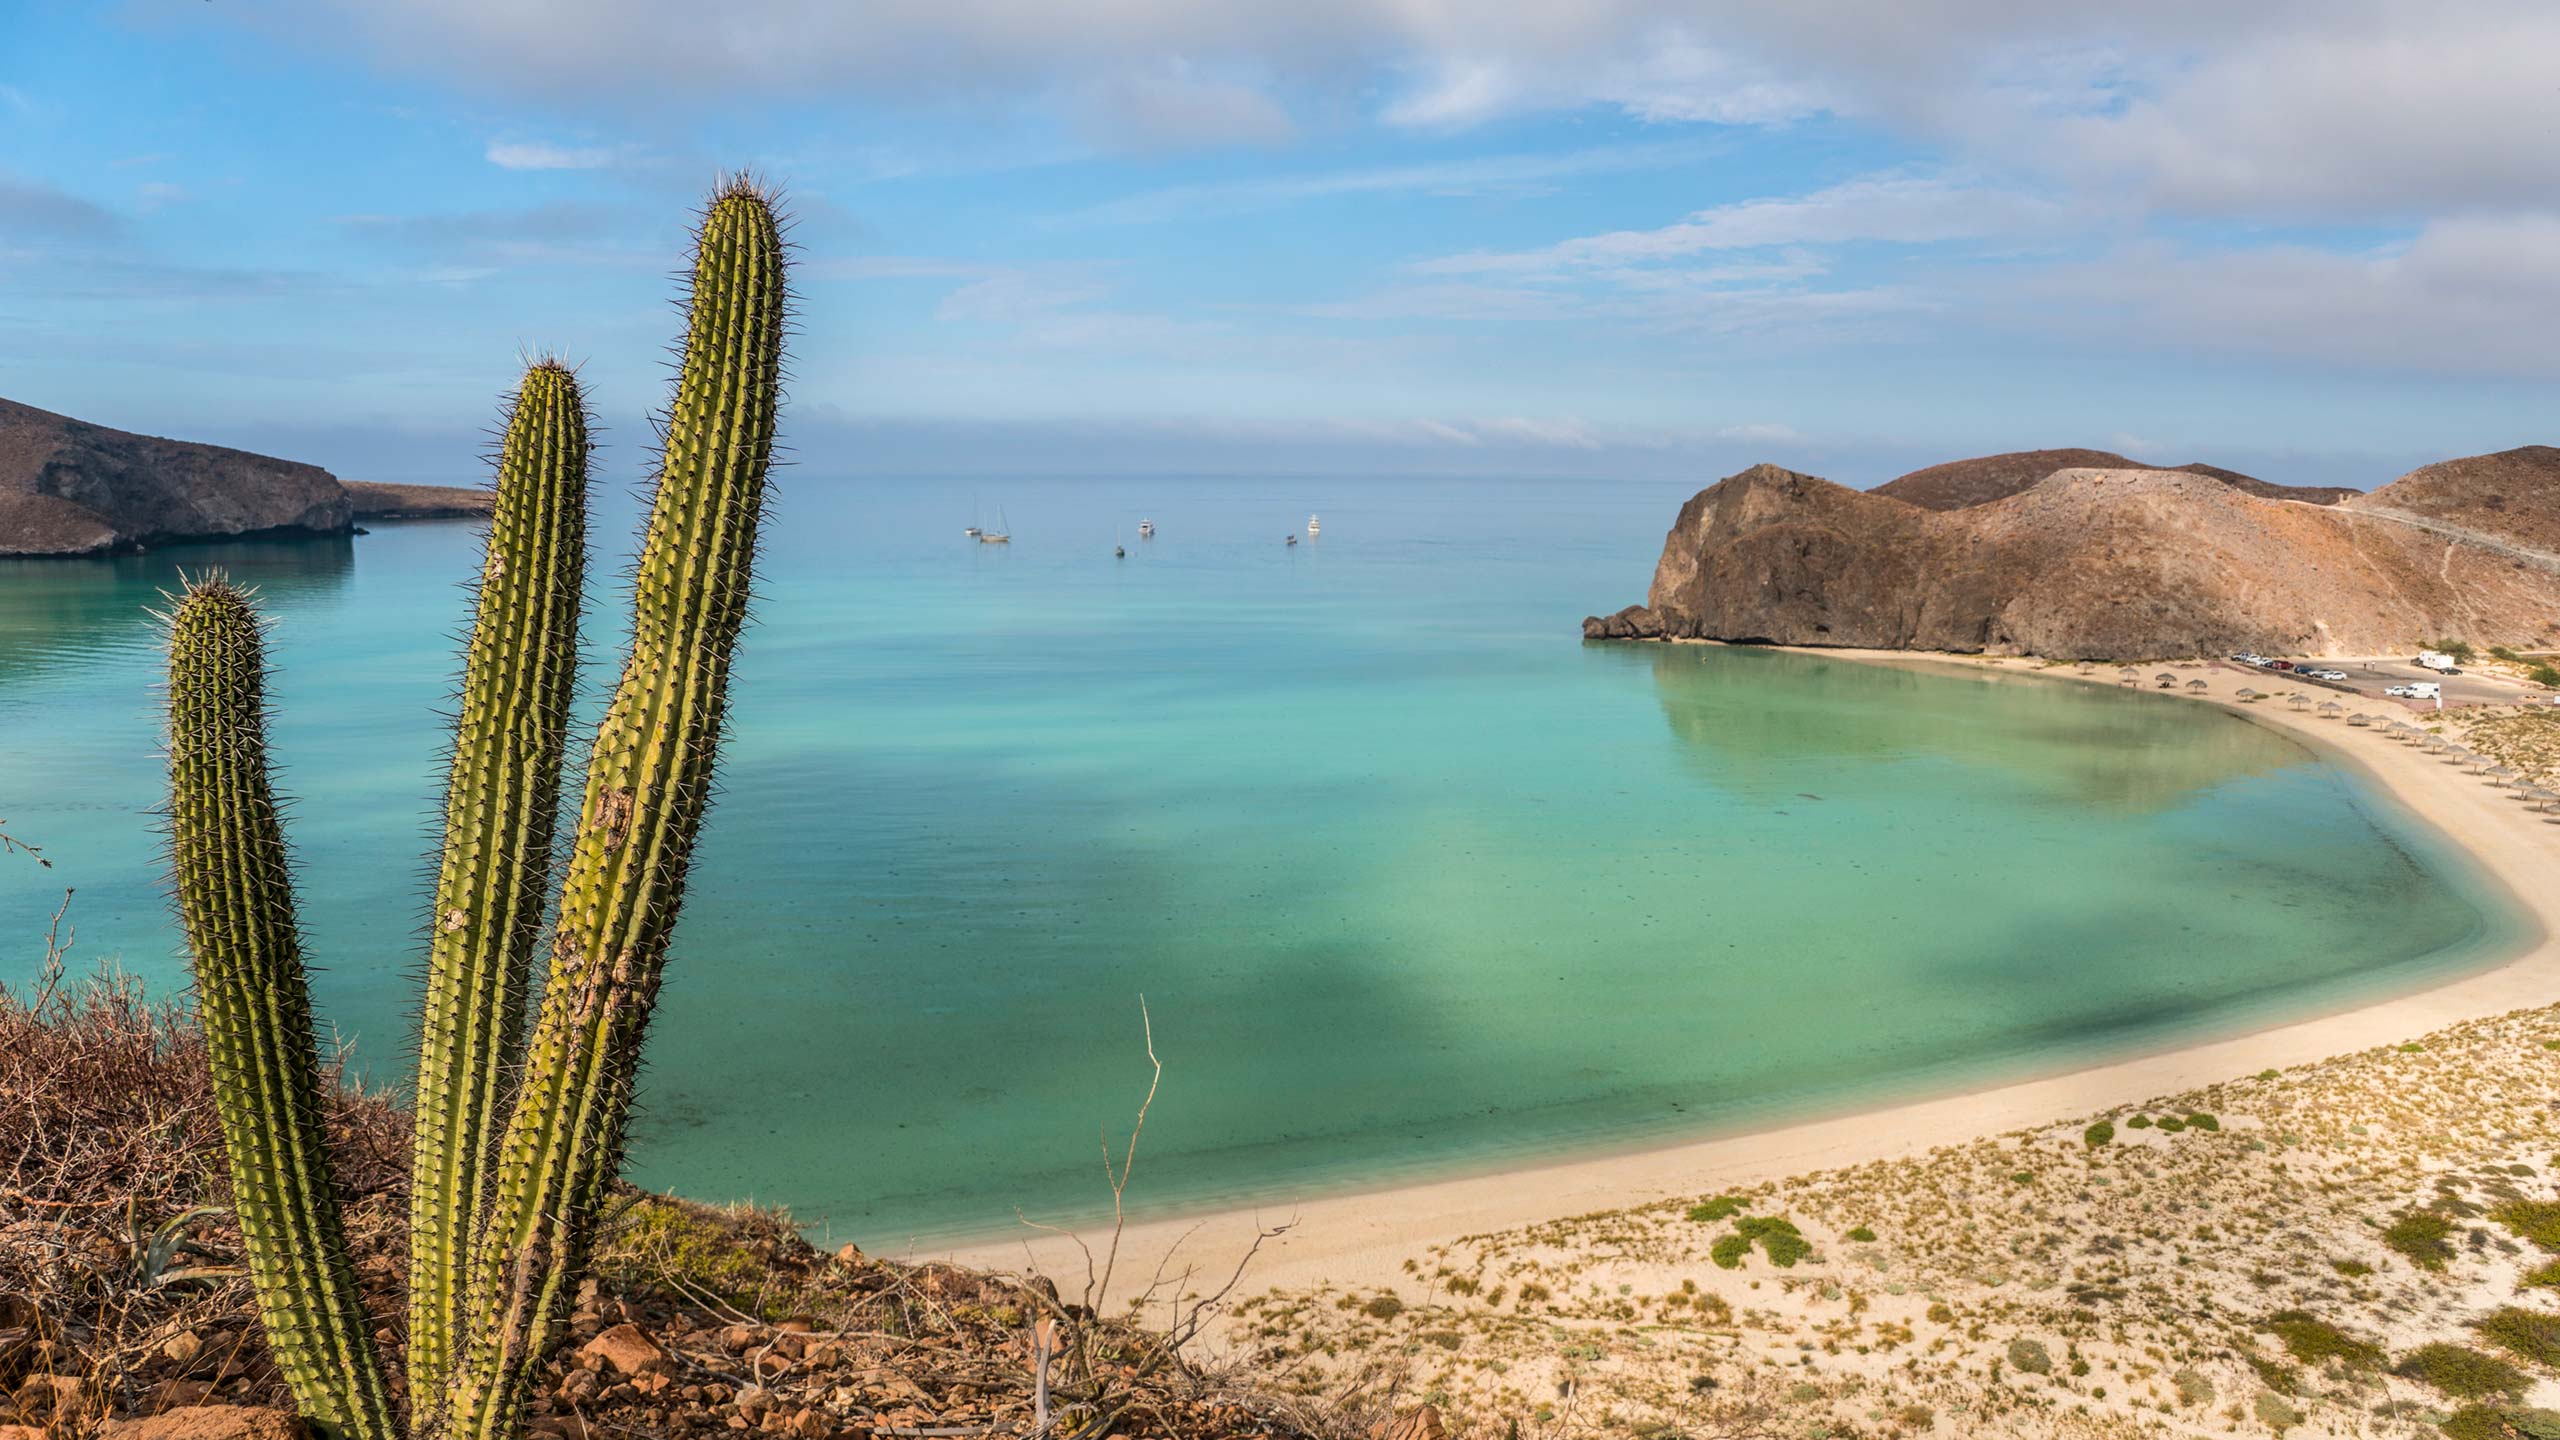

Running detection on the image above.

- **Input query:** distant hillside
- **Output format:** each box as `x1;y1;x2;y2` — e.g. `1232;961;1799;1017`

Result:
1874;448;2353;510
1;397;487;555
2343;444;2560;556
344;479;494;521
1587;453;2560;660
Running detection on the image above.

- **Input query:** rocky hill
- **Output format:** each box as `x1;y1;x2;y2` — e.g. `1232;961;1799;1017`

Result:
1874;448;2354;510
1587;454;2560;661
2342;444;2560;556
1;397;486;555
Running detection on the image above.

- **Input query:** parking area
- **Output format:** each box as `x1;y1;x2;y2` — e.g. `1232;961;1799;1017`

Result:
2240;655;2556;708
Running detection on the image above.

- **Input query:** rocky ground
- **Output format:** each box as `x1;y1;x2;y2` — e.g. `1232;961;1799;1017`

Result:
1243;1005;2560;1439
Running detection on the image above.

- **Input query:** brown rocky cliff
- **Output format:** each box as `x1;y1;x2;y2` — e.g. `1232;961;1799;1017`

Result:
1592;457;2560;661
0;397;350;555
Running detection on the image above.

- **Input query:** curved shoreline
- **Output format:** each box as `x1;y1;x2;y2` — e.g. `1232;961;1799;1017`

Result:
936;648;2559;1305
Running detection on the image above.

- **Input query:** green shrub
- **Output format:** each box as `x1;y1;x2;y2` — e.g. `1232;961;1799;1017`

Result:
2157;1117;2187;1134
2265;1312;2384;1370
2531;665;2560;688
2007;1337;2053;1375
1362;1294;1405;1320
2442;640;2476;663
2083;1121;2114;1148
2442;1405;2560;1440
2492;1200;2560;1251
2395;1342;2531;1400
2385;1209;2458;1271
2172;1368;2213;1407
2252;1390;2301;1430
1687;1196;1743;1224
1926;1302;1954;1323
2479;1308;2560;1368
2331;1258;2374;1278
1710;1234;1751;1270
1760;1230;1812;1267
2185;1112;2220;1132
2255;1068;2281;1081
2525;1258;2560;1290
1846;1225;1876;1243
2125;1114;2151;1129
1733;1215;1810;1266
2493;646;2520;662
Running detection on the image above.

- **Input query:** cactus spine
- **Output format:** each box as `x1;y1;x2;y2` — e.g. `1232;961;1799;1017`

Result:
166;581;400;1440
162;180;786;1440
440;178;786;1440
407;361;589;1399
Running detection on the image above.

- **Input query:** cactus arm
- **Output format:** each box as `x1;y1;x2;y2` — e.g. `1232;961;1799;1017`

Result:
166;579;399;1440
440;180;786;1440
405;362;589;1400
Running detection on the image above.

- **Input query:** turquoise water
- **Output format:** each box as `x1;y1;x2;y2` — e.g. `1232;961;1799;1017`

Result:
0;475;2526;1247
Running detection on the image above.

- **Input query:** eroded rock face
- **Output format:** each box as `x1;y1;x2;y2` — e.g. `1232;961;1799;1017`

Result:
1587;458;2560;661
0;397;349;556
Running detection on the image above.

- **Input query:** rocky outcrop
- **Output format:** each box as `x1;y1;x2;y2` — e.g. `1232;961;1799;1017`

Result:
343;479;494;521
1874;448;2353;510
0;398;350;556
1587;457;2560;661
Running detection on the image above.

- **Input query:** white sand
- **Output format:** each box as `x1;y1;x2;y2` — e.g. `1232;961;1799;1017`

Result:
937;653;2558;1307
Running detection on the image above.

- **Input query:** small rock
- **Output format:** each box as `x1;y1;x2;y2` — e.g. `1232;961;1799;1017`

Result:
162;1332;206;1368
833;1243;864;1265
1371;1406;1445;1440
578;1323;667;1377
102;1406;308;1440
732;1385;772;1416
556;1369;602;1404
12;1375;83;1422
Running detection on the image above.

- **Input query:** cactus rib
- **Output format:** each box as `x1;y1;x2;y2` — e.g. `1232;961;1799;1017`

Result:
440;180;786;1440
405;362;589;1401
166;579;398;1440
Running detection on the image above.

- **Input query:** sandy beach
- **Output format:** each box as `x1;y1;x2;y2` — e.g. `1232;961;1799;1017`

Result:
940;649;2559;1305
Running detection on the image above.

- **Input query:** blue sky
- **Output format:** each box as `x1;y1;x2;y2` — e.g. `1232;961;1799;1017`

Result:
5;1;2557;486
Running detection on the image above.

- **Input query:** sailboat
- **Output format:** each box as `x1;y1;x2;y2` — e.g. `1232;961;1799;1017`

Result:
978;506;1011;544
1307;514;1321;536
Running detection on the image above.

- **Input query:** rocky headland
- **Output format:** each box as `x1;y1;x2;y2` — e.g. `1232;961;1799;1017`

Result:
1587;448;2560;661
1;397;487;556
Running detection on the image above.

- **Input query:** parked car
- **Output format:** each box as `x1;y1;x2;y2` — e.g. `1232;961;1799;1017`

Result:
2305;669;2348;681
2386;682;2443;699
2270;660;2295;671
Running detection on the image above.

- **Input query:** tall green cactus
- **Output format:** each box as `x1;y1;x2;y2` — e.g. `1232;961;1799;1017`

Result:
441;178;786;1440
407;360;589;1398
162;179;787;1440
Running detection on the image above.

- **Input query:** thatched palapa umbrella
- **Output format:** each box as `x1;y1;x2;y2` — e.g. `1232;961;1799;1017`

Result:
2318;700;2344;718
2157;673;2177;689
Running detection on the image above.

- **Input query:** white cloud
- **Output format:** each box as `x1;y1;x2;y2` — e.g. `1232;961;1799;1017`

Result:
484;140;617;171
2013;214;2560;378
1420;174;2073;277
258;1;2560;220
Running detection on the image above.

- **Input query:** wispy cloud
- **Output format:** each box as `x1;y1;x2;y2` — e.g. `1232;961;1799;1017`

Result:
1419;174;2074;277
484;140;618;171
0;175;118;239
1060;137;1726;227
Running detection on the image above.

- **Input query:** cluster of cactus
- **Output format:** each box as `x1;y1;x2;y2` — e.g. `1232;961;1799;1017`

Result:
163;179;787;1440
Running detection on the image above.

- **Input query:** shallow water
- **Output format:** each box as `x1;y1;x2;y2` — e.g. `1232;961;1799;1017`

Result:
0;474;2524;1246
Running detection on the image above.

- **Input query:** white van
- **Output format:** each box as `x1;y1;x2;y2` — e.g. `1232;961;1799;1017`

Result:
2386;681;2442;699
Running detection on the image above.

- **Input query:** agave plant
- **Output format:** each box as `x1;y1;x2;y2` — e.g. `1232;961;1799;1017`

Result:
163;179;787;1440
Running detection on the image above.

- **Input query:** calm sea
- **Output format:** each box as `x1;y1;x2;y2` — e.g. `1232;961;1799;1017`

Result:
0;473;2524;1246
